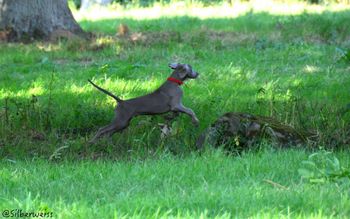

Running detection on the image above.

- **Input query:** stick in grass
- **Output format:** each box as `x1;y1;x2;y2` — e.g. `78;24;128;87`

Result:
263;179;289;190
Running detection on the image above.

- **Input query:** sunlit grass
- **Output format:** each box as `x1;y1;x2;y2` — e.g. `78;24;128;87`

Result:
73;0;350;22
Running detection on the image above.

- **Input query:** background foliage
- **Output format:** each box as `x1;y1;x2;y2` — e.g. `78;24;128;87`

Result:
72;0;350;8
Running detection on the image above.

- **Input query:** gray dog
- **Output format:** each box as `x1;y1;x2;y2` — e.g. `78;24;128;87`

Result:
88;63;199;143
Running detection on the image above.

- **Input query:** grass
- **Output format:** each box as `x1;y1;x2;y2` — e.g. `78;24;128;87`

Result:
1;149;350;218
1;5;350;156
1;1;350;218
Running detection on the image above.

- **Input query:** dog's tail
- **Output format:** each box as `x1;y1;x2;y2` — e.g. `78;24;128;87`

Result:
88;79;123;102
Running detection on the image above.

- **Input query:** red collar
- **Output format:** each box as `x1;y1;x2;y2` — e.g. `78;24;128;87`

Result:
167;77;183;85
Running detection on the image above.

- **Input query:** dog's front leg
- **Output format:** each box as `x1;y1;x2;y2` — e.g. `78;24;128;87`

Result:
172;104;199;125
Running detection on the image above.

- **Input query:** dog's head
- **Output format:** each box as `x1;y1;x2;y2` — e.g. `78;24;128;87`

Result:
169;63;199;80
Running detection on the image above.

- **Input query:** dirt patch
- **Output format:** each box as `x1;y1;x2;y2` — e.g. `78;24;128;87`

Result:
204;30;258;44
114;25;340;47
117;29;258;46
49;29;81;42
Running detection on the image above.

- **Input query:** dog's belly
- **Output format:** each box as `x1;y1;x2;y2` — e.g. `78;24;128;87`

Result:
137;103;171;115
130;99;170;115
127;94;171;115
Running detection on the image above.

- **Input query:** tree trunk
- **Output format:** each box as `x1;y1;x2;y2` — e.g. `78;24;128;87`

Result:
0;0;87;41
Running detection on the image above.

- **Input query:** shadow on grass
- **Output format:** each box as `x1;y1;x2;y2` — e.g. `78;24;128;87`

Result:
0;77;348;160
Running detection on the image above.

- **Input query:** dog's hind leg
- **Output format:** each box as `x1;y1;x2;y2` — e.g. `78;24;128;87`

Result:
89;123;116;143
89;117;130;143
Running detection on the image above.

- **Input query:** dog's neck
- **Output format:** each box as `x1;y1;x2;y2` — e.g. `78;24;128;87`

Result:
167;77;183;85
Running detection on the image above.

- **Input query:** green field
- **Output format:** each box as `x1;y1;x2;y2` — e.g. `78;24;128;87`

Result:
1;1;350;218
1;149;350;218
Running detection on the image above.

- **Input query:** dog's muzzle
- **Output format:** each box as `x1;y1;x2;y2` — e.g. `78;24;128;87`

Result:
191;71;199;78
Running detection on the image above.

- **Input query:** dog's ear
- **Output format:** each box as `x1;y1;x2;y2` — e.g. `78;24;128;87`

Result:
169;63;179;69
